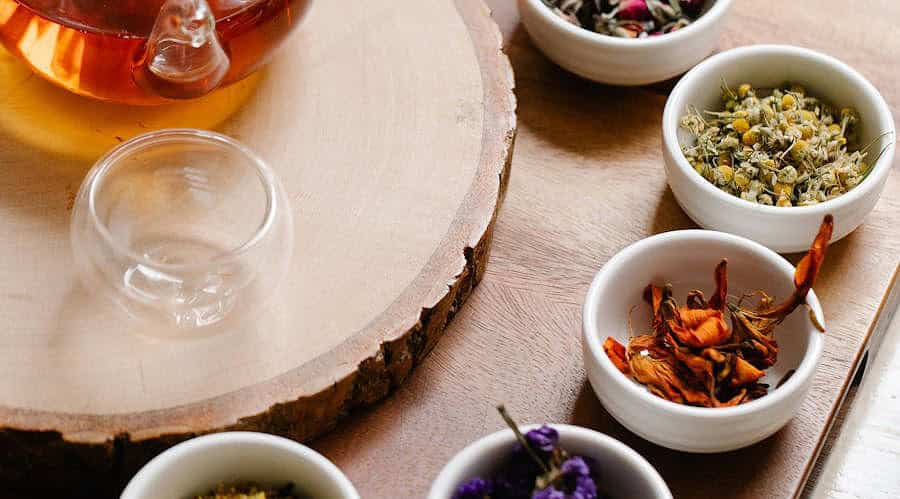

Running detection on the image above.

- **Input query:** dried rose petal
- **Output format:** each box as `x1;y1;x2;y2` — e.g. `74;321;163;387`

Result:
617;0;651;21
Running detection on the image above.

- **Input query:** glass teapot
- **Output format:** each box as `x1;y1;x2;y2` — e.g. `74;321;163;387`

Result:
0;0;311;105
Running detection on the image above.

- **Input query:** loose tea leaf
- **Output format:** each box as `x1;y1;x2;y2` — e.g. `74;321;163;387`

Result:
680;82;882;206
194;482;304;499
541;0;704;38
604;216;834;407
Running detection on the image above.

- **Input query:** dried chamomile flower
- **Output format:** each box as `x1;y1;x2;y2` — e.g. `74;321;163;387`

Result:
679;82;886;207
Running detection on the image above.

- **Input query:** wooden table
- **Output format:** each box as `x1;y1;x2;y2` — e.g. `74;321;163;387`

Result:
314;1;900;497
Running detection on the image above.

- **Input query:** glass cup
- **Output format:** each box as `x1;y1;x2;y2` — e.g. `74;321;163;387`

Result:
71;129;293;331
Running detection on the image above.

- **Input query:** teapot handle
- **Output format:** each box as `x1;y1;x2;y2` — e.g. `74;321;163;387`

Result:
133;0;230;100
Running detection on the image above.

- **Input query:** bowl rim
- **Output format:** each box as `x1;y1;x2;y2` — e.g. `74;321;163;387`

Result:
662;44;896;215
121;431;360;499
428;424;672;499
522;0;734;48
582;229;825;419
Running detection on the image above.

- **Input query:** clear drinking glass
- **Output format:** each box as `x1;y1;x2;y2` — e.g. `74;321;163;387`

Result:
71;129;293;331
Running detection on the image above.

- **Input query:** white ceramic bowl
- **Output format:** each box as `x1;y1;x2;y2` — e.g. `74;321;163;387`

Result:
428;424;672;499
582;230;825;453
663;45;896;253
122;432;360;499
518;0;734;85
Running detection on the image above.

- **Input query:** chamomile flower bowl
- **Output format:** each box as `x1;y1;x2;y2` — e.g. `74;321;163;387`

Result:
428;424;672;499
582;230;825;453
121;432;359;499
663;44;896;253
518;0;734;85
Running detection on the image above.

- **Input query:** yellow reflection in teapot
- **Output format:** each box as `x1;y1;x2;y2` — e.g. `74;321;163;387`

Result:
0;44;261;161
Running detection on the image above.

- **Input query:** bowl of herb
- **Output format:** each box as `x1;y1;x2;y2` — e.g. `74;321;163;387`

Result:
663;44;896;253
429;406;672;499
121;432;360;499
518;0;734;85
582;219;831;452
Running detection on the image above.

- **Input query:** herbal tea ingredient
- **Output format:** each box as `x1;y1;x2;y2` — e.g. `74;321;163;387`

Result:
453;406;603;499
603;215;833;407
680;82;874;207
541;0;705;38
193;483;303;499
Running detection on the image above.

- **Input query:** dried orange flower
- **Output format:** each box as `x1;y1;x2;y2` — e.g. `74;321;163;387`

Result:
604;215;834;407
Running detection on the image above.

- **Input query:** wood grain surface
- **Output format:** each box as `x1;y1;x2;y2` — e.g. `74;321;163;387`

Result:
0;0;514;494
313;1;900;497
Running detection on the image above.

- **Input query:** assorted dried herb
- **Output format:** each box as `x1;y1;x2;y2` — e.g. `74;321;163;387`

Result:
193;482;304;499
541;0;705;38
680;82;883;206
603;215;833;407
452;406;605;499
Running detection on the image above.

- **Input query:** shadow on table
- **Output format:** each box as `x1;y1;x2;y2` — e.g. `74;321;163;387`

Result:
503;25;670;162
570;380;785;498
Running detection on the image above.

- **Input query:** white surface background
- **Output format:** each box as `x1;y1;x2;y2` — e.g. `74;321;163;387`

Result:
806;303;900;498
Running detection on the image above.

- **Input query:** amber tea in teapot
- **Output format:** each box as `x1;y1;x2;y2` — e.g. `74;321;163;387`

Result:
0;0;310;105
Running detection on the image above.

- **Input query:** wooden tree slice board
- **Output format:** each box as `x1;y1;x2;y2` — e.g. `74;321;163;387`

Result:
0;0;514;493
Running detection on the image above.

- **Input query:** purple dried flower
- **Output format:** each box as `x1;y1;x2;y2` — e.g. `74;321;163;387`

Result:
485;408;603;499
532;477;598;499
493;476;531;499
452;478;493;499
569;475;598;499
560;457;591;478
531;457;599;499
532;487;567;499
525;425;559;453
495;450;542;499
561;457;598;499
